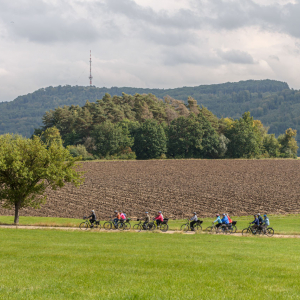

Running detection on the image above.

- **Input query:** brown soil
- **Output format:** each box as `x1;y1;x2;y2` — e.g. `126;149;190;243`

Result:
1;160;300;220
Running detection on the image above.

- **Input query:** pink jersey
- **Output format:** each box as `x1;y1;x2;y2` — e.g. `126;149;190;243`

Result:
120;213;126;220
155;214;163;222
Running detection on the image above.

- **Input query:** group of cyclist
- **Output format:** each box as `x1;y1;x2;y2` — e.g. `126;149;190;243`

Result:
87;209;270;232
213;213;233;229
250;213;270;233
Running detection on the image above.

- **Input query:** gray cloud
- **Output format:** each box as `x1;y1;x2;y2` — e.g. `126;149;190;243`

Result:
269;55;280;61
1;0;300;103
217;49;255;64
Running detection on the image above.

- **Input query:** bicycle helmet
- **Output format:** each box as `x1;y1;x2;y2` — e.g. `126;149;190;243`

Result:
257;213;260;216
158;211;162;213
222;213;225;216
193;212;196;215
114;210;118;213
264;214;267;217
91;210;94;212
145;212;148;214
216;214;219;217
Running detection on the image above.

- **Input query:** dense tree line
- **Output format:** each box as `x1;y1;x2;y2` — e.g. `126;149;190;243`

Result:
34;93;298;160
0;80;291;138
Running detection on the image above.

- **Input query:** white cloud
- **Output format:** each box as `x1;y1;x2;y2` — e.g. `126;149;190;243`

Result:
0;0;300;102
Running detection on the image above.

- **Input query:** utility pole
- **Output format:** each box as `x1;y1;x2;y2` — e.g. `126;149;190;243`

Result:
89;50;93;86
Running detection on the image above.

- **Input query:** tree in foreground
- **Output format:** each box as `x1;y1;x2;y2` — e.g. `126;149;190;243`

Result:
0;133;84;224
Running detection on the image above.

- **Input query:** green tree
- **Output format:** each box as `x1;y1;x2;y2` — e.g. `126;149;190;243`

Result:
91;121;134;158
225;112;263;158
167;113;219;158
0;134;84;224
278;128;298;158
133;119;167;159
263;134;280;157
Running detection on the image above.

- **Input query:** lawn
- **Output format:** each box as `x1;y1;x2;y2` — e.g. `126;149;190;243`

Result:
1;214;300;234
0;229;299;299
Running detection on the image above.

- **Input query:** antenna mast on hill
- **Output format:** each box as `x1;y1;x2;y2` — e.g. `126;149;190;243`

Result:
89;50;93;86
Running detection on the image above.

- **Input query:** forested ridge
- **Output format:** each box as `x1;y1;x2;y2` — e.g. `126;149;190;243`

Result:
0;79;290;135
33;92;297;160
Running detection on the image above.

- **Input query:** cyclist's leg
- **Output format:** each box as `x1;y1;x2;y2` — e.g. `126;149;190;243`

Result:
113;218;118;227
90;219;94;227
190;221;196;230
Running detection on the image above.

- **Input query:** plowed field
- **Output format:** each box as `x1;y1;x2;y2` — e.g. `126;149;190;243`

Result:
1;160;300;219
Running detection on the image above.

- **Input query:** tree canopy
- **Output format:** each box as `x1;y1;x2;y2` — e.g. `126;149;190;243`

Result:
0;133;84;224
29;92;298;160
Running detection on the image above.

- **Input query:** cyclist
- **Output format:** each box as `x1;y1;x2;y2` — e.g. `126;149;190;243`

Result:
120;211;126;221
262;214;270;233
213;214;222;229
257;213;264;231
143;212;150;229
113;210;120;227
190;212;198;231
221;213;229;229
87;210;96;228
257;213;263;225
155;211;164;227
226;213;232;224
251;215;259;232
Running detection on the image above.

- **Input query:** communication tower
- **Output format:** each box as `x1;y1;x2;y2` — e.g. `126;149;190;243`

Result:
89;50;93;86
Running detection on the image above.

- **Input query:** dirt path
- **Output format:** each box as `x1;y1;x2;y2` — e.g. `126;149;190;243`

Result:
1;224;300;238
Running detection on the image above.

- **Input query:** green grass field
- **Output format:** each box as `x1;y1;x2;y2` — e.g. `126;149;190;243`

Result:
0;229;300;299
1;214;300;234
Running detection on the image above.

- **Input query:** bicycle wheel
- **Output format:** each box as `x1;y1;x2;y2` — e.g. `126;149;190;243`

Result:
216;226;224;234
194;224;202;232
117;222;125;230
242;228;251;236
231;225;237;233
181;224;189;232
147;222;156;231
266;227;274;237
228;226;235;234
206;226;214;233
103;222;112;230
125;222;131;230
79;222;88;230
160;224;168;232
133;224;140;230
93;223;101;230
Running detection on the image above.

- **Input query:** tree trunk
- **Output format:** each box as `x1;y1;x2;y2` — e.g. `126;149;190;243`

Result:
14;202;20;225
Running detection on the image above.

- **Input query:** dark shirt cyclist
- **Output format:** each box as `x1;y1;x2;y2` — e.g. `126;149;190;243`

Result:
87;210;96;227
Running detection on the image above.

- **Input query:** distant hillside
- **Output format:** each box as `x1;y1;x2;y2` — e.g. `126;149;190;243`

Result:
0;79;289;137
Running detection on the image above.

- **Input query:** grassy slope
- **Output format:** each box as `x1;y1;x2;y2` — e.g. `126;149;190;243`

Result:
1;214;300;234
0;229;299;299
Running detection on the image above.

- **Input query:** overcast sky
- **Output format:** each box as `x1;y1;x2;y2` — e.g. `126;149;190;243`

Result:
1;0;300;102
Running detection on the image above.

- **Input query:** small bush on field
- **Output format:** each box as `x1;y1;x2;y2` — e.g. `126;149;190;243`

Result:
68;145;94;160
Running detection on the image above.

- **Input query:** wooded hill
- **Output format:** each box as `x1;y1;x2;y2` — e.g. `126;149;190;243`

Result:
1;79;299;148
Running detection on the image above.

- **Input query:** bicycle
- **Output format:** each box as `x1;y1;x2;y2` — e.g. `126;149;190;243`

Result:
124;218;131;230
117;219;130;230
133;219;147;231
103;216;119;230
242;223;259;236
218;221;238;234
147;218;169;232
79;217;101;230
181;219;203;232
206;223;223;233
256;225;275;237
